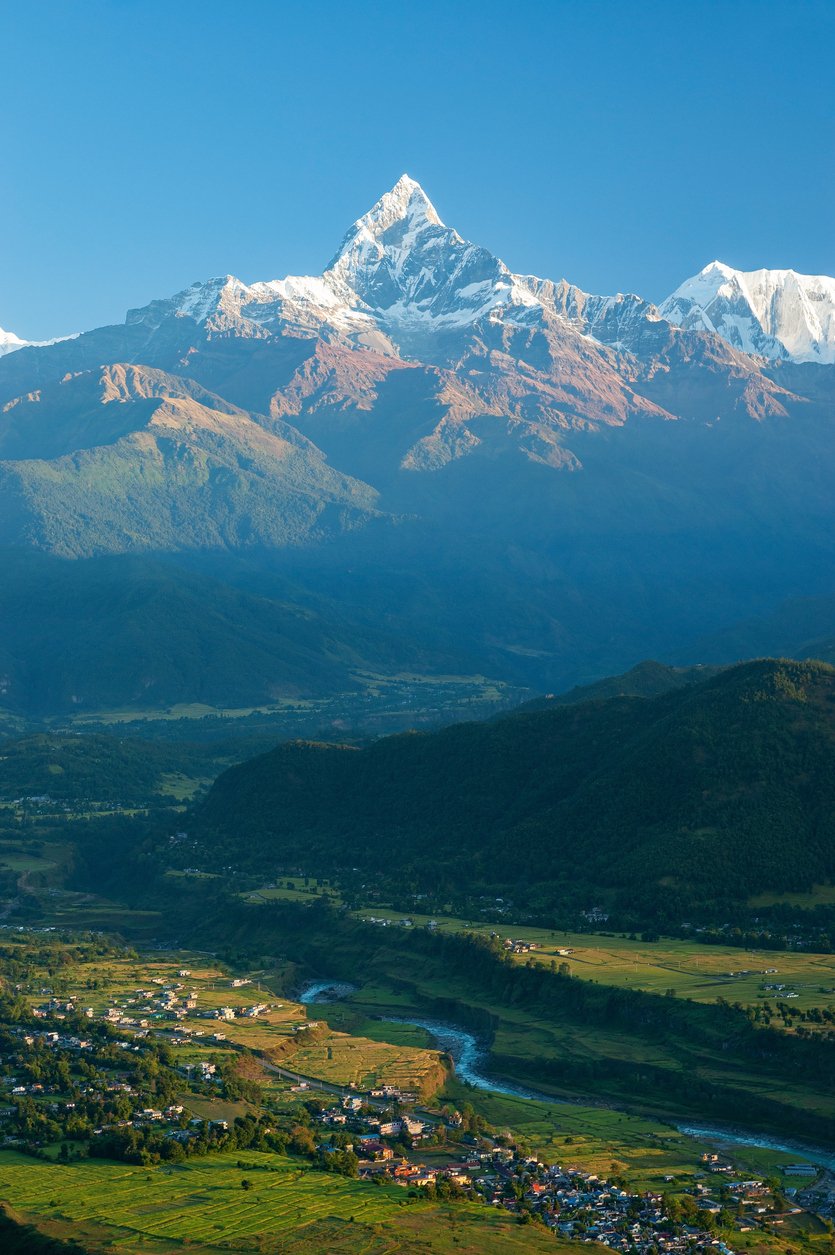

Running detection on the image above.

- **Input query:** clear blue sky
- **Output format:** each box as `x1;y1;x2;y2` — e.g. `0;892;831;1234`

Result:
2;0;833;339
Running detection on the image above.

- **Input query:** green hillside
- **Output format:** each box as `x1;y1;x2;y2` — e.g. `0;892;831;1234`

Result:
0;733;218;805
0;365;379;558
196;658;835;917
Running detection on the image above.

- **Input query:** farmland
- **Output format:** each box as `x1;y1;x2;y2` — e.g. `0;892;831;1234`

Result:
4;940;444;1098
0;921;830;1255
349;910;835;1018
0;1150;564;1254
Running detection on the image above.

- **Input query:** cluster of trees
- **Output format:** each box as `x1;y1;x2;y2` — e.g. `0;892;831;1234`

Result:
91;1112;285;1167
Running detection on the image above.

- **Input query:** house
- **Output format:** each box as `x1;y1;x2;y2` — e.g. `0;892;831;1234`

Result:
360;1141;393;1160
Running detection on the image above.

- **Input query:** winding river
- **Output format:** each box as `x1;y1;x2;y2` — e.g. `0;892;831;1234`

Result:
297;984;835;1169
387;1016;835;1170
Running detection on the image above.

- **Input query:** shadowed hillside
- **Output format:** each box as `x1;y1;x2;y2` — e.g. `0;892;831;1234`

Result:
196;659;835;916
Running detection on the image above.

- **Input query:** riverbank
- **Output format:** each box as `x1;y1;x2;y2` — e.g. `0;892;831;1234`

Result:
384;1014;833;1170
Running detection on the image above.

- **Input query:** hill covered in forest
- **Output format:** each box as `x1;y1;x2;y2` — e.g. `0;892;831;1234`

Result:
195;658;835;921
513;659;724;711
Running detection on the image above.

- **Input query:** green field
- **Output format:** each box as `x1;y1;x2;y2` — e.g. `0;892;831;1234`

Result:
749;883;835;909
351;910;835;1016
0;1150;564;1254
437;1082;821;1191
292;1031;445;1095
246;875;339;905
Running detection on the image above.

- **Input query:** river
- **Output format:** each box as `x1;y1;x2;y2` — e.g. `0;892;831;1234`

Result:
385;1015;835;1170
296;984;833;1168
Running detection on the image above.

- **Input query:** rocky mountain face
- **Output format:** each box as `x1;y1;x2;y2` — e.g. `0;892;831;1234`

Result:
0;364;378;556
0;177;833;710
659;261;835;364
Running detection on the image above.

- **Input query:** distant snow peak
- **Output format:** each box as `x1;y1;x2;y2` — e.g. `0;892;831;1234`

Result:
660;262;835;363
0;326;29;357
0;324;78;357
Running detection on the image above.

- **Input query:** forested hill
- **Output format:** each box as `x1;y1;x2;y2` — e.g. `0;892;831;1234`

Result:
513;659;724;712
195;659;835;918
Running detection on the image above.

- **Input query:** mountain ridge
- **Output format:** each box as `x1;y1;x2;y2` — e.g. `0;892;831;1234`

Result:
0;177;833;714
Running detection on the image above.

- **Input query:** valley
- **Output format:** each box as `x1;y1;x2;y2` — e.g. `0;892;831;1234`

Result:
0;918;833;1255
1;56;834;1255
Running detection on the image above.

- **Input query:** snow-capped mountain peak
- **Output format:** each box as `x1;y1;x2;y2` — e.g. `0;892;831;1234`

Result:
327;175;449;279
326;174;474;315
123;179;834;367
128;176;547;355
0;326;30;358
659;261;835;363
351;173;444;236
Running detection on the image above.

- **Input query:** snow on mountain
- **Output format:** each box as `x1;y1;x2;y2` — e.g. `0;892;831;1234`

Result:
0;326;31;358
515;276;663;350
659;261;835;364
326;174;542;335
124;177;834;372
127;175;560;356
0;325;79;358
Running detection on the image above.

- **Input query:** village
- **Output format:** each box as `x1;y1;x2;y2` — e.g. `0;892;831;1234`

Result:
298;1089;820;1252
0;941;827;1255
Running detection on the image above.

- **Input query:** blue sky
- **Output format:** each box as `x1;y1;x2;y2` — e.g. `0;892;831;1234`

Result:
2;0;833;339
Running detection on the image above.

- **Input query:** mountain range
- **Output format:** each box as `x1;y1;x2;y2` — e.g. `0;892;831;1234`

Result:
0;175;834;713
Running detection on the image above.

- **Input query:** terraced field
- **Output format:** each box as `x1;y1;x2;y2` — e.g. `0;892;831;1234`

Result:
292;1030;445;1094
0;1150;561;1254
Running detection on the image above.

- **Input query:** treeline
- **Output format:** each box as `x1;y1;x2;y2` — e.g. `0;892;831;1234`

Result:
90;1112;285;1167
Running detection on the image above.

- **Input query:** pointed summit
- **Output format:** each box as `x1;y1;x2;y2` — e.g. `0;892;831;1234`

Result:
323;174;471;318
356;174;444;235
327;175;449;281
